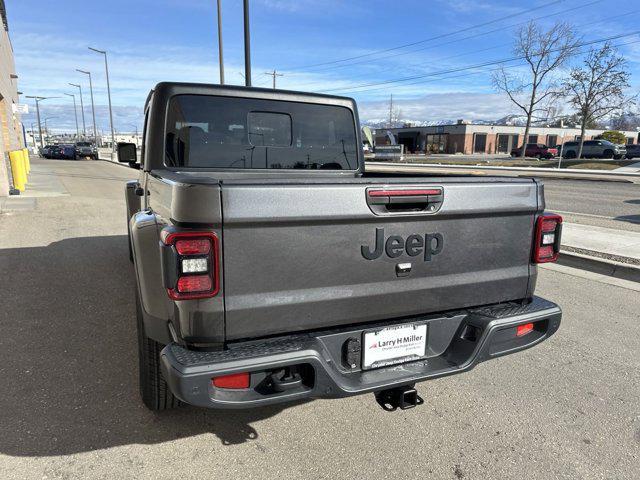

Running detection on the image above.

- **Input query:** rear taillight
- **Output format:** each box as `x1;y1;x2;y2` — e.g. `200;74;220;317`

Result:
162;231;219;300
533;214;562;263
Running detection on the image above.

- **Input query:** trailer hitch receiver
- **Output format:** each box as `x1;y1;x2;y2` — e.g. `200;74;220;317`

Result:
375;386;424;412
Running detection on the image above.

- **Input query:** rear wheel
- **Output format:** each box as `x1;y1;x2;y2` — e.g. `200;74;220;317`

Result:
127;223;133;263
136;290;180;411
603;149;614;159
564;150;576;159
535;153;542;160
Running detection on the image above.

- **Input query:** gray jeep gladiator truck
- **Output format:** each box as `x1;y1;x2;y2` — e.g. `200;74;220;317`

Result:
118;82;562;412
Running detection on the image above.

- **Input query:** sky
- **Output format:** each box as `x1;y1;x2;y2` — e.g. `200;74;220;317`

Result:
8;0;640;133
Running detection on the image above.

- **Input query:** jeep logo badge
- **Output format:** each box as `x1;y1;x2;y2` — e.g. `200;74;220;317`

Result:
361;228;443;261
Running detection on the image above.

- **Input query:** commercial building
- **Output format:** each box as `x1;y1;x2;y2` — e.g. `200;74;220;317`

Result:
0;0;25;195
376;121;639;155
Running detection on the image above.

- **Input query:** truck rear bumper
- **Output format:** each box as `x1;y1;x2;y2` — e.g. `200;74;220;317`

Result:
160;296;561;409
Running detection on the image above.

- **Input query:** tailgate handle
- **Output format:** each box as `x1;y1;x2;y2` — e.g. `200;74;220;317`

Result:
367;188;443;214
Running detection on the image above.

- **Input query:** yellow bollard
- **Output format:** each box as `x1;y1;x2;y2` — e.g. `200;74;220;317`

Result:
17;150;27;186
9;150;26;192
22;148;30;174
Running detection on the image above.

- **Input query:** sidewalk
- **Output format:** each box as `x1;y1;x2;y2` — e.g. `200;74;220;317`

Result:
614;161;640;173
561;223;640;264
559;222;640;282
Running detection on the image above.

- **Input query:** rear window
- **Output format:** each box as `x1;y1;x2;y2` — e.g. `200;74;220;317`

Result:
165;95;358;170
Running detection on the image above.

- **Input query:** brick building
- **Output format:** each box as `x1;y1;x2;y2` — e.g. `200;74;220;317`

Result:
0;0;25;195
376;121;639;155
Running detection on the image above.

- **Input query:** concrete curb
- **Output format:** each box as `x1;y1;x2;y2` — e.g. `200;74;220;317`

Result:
558;251;640;283
97;156;130;168
366;161;640;183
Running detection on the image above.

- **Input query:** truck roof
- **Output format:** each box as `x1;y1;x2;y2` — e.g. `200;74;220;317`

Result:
146;82;358;111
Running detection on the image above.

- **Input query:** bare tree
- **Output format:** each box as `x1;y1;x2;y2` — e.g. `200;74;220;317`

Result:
493;21;580;158
561;43;633;159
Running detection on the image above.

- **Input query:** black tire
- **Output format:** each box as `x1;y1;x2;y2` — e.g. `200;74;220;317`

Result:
127;225;133;263
602;149;614;159
535;153;542;160
136;290;180;411
510;152;517;157
564;150;576;159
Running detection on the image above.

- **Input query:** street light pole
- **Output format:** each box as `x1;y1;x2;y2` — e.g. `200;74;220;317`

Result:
216;0;224;84
76;69;98;144
44;116;58;138
69;83;86;136
25;95;58;149
64;93;80;138
243;0;251;86
89;47;116;152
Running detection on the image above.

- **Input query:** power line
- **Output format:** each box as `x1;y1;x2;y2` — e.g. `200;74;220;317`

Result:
318;30;640;94
314;0;602;75
288;0;607;92
285;0;566;70
290;0;605;88
330;37;640;96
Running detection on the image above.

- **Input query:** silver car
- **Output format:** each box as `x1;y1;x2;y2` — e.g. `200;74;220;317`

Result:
561;140;626;159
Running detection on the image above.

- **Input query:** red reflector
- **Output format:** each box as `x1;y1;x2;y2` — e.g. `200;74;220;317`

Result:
177;274;212;293
212;372;250;389
537;245;554;259
540;218;558;232
368;189;441;197
175;238;211;255
516;323;534;337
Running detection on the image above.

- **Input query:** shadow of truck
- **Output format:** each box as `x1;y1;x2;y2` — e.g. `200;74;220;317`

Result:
0;235;291;456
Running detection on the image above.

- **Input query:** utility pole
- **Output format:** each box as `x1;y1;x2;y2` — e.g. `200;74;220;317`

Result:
76;69;98;144
89;47;116;153
264;70;283;89
216;0;224;84
64;93;80;138
243;0;251;86
388;94;393;127
25;95;58;149
69;83;86;137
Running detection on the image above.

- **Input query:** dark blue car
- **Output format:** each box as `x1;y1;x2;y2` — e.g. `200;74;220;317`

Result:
58;144;77;159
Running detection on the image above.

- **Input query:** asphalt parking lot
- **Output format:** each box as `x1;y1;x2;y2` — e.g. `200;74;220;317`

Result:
0;158;639;480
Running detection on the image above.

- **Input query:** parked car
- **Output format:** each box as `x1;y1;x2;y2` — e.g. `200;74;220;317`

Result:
624;144;640;159
75;141;98;160
119;82;562;412
510;143;557;159
40;145;55;158
561;140;626;159
47;145;62;159
58;144;77;159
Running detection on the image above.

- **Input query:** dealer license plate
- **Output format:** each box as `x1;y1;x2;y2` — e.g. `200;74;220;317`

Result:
362;323;427;370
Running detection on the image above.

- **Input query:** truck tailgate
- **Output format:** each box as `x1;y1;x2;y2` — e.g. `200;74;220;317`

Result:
220;179;538;340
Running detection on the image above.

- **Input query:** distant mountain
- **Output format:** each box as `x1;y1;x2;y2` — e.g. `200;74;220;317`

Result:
361;117;521;128
362;113;640;130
